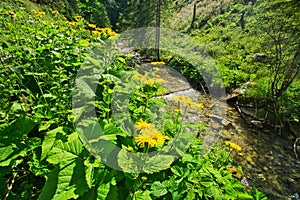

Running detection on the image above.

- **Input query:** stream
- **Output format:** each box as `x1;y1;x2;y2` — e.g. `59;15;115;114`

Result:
115;41;300;199
142;63;300;199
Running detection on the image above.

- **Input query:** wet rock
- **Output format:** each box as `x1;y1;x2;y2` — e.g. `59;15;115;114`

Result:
222;119;231;127
257;173;266;181
290;193;300;200
224;81;255;100
241;177;250;188
211;122;221;130
210;115;231;127
251;120;263;129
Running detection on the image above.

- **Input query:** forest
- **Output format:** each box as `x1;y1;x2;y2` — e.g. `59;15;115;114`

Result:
0;0;299;199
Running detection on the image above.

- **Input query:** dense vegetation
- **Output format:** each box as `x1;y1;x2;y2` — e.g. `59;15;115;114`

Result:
1;0;298;199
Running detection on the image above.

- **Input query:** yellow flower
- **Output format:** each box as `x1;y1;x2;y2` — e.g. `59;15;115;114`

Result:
51;10;59;15
153;67;160;71
134;119;154;130
6;11;16;18
174;109;181;113
174;96;204;109
195;103;205;109
127;146;133;152
66;21;78;26
174;96;193;107
225;141;242;151
88;24;96;29
106;28;117;37
75;16;82;21
92;30;101;36
151;61;165;65
148;77;165;85
134;73;165;86
134;74;147;82
107;89;114;94
31;10;37;13
135;127;167;148
36;12;45;18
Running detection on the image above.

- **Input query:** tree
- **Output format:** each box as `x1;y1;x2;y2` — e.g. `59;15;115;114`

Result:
253;0;300;129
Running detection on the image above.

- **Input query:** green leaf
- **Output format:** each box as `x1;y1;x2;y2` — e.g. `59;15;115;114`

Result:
46;147;77;166
72;107;86;122
134;190;152;200
0;145;15;162
56;132;83;156
250;188;269;200
78;39;89;47
151;181;168;197
53;187;78;200
97;182;110;200
171;166;184;177
118;150;143;173
38;165;60;200
117;57;126;64
143;154;174;174
39;120;56;131
106;185;119;200
84;159;97;189
187;188;195;200
41;127;65;160
102;74;120;83
74;77;96;100
200;181;213;187
52;160;78;200
0;117;35;141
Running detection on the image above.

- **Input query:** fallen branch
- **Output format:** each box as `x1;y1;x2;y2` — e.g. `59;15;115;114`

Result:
294;137;299;161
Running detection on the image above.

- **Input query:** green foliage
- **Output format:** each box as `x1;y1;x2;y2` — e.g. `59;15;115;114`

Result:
184;0;300;125
0;1;268;199
250;188;269;200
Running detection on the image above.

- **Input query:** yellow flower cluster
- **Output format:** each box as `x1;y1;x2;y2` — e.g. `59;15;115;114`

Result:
75;16;82;21
92;30;101;36
5;11;16;18
102;28;117;37
225;141;242;151
134;73;165;87
51;10;59;15
31;10;45;18
173;96;204;109
94;27;117;37
66;21;78;26
134;119;170;148
36;11;45;18
88;24;96;29
151;61;165;65
87;24;117;37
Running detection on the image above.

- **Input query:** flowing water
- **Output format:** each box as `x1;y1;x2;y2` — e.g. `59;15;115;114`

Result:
115;42;300;199
143;63;300;199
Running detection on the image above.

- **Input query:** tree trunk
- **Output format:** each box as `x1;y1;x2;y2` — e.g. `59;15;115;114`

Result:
155;0;161;61
191;3;197;29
